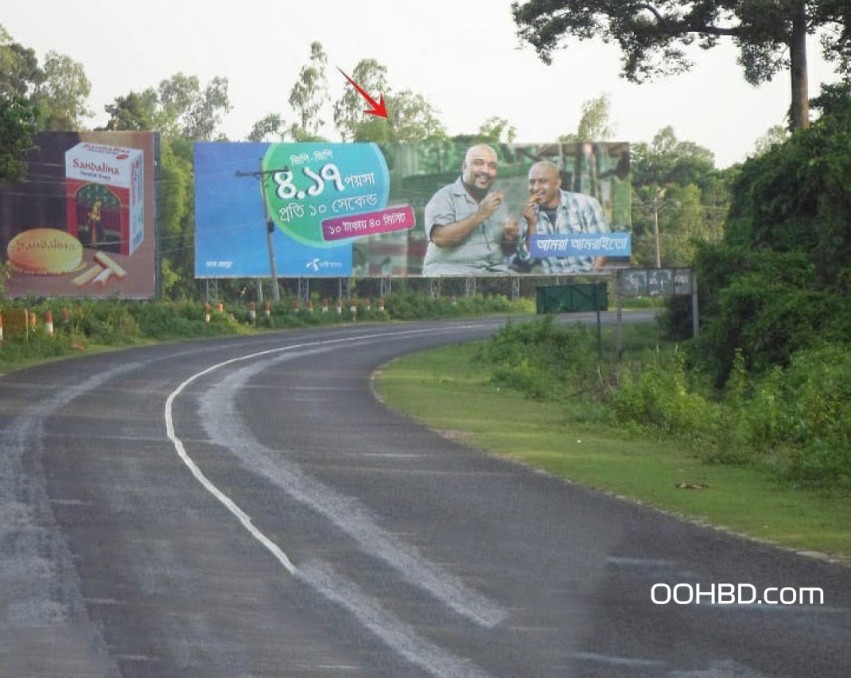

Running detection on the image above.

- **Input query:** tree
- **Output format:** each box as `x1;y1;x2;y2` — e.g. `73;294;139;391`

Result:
691;81;851;383
104;89;159;131
349;89;446;144
561;93;615;141
1;26;92;132
0;26;42;182
333;58;388;141
248;113;286;142
512;1;851;130
157;73;231;141
631;126;716;189
475;116;517;143
0;25;43;99
288;41;330;141
157;138;196;299
104;75;231;142
0;94;39;183
331;57;446;144
628;126;727;267
104;73;229;298
36;51;92;130
752;124;790;156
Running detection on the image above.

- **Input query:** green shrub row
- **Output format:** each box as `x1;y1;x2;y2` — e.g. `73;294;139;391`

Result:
0;294;527;371
478;318;851;491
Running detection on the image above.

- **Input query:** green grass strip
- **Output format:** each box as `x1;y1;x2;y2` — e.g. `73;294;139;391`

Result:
375;341;851;563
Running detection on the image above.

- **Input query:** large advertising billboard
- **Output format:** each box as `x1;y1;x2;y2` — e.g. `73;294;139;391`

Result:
0;131;160;298
194;140;631;278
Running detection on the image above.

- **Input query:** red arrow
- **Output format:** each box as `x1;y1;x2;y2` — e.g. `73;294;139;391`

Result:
337;67;387;119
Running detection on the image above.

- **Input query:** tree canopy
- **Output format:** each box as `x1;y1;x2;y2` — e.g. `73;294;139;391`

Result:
104;74;231;142
0;94;39;183
512;1;851;129
560;93;616;142
333;58;389;142
288;41;330;141
691;81;851;383
0;24;91;179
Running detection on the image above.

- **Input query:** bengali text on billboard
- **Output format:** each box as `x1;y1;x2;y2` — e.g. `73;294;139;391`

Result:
194;140;631;278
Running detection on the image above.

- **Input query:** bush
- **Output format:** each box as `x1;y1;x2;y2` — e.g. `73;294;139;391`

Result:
477;316;601;401
610;349;714;439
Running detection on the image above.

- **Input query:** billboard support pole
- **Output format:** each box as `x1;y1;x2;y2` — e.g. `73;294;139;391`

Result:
236;164;283;301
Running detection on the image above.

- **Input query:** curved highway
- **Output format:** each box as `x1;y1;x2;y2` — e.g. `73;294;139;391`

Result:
0;315;849;677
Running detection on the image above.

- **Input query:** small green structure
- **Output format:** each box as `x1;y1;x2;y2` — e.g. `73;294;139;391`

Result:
535;282;607;314
536;282;608;357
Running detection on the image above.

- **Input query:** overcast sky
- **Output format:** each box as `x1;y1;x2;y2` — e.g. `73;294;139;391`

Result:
3;0;841;168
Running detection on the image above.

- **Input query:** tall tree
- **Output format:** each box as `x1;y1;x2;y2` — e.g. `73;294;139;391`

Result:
692;82;851;383
1;26;92;132
289;41;329;141
104;89;159;131
157;138;196;299
36;51;92;130
350;89;446;143
104;73;229;299
104;75;230;141
0;25;43;99
157;73;231;141
476;116;517;143
0;94;39;183
0;26;41;181
248;113;286;142
752;124;790;156
629;126;727;267
560;93;615;141
512;1;851;130
333;58;389;141
631;126;716;189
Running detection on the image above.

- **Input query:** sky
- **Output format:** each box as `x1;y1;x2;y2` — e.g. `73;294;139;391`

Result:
3;0;842;168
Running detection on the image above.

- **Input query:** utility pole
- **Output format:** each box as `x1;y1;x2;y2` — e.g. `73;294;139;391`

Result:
236;162;287;301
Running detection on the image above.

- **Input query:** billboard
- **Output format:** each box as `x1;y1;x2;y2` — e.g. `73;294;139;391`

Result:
1;131;160;298
194;140;631;278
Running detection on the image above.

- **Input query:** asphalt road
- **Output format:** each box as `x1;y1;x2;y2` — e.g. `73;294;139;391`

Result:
0;314;849;677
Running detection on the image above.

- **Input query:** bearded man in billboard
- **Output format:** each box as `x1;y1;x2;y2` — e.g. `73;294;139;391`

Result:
422;144;520;275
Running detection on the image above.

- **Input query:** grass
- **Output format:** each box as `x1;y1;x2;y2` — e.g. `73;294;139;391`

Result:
375;340;851;562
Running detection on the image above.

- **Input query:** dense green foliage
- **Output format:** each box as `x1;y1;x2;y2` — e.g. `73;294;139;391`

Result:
689;83;851;386
477;318;851;491
0;94;38;183
0;294;528;372
475;316;600;401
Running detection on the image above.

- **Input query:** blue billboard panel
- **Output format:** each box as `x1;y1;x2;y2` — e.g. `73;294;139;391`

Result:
195;141;632;278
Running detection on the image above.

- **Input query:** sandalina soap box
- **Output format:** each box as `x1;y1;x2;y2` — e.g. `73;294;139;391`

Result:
65;142;144;256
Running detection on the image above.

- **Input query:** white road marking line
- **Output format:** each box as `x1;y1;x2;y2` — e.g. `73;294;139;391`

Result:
197;343;507;628
298;560;493;678
163;326;502;675
164;327;474;576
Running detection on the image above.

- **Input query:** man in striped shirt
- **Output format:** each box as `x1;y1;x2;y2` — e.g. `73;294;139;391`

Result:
513;160;610;274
